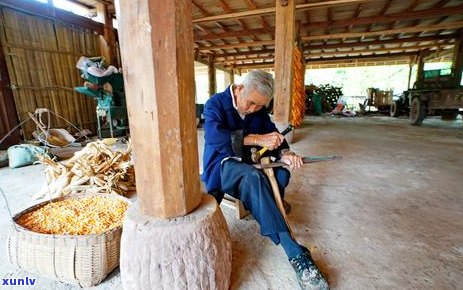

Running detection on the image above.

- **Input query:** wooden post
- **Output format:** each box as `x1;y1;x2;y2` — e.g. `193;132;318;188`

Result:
97;4;117;66
230;68;235;84
0;37;20;149
116;0;201;219
452;31;463;86
224;68;235;86
273;0;295;124
208;54;217;96
407;56;414;90
415;50;425;84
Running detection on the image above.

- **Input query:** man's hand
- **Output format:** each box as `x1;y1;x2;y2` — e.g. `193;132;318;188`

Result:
280;151;303;169
256;132;284;150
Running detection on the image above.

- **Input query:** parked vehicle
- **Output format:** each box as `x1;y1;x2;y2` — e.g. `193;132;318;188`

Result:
389;92;410;117
408;68;463;125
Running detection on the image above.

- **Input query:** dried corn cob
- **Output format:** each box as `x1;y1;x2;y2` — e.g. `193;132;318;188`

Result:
290;45;306;127
16;196;128;235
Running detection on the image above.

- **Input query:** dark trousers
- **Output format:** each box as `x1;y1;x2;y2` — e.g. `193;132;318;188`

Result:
220;159;291;244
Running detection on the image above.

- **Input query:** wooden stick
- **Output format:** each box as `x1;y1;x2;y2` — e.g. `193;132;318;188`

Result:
260;157;295;240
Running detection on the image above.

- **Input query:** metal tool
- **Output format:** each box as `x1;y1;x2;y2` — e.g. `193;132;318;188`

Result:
253;155;342;169
251;124;294;163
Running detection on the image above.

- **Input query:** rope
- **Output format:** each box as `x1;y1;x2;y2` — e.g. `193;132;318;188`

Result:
0;187;19;232
0;117;31;146
1;108;91;148
48;110;90;142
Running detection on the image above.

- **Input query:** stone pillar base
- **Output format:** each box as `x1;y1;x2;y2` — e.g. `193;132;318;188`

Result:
120;194;231;290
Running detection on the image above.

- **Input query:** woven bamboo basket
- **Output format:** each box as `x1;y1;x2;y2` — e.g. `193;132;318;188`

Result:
7;193;129;287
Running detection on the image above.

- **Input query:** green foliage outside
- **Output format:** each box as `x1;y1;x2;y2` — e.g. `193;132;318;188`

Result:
315;84;343;113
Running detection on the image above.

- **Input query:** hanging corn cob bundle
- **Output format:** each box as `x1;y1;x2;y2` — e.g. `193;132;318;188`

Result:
34;138;135;199
290;44;306;127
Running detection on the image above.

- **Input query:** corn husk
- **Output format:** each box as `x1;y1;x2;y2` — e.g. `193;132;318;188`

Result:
34;139;135;199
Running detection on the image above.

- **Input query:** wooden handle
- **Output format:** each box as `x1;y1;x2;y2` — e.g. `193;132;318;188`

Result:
260;157;295;240
258;146;268;156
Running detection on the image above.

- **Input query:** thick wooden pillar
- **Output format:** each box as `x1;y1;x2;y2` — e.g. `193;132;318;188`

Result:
208;54;217;96
273;0;295;123
116;0;201;218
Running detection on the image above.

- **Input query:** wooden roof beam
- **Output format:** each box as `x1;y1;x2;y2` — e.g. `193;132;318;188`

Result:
192;0;239;53
374;0;393;31
214;36;455;59
302;21;463;41
199;26;460;52
193;0;367;23
347;3;363;31
192;0;211;16
198;40;274;51
304;5;463;30
304;43;453;58
194;5;463;43
231;52;426;69
219;43;453;66
196;28;272;41
243;0;273;37
217;0;264;50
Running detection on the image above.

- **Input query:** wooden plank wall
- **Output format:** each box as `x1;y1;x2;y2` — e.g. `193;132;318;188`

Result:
0;35;20;149
0;7;101;139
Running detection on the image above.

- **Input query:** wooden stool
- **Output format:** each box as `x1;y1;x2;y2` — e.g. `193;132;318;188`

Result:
221;194;250;219
200;181;249;219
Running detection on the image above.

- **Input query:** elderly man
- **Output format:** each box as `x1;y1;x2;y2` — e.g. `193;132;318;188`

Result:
201;70;329;290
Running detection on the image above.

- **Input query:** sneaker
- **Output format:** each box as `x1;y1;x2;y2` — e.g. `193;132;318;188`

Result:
288;247;329;290
283;199;292;214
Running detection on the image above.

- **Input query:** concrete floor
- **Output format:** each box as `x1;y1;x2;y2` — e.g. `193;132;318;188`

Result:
0;115;462;290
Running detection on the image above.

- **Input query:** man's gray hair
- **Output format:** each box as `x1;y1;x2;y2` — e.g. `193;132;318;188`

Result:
241;70;274;100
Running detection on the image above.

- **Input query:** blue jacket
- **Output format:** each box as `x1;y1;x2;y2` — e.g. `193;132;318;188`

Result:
201;86;289;193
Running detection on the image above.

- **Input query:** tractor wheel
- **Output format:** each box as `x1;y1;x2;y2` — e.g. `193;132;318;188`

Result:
441;109;459;120
410;97;426;126
390;101;399;117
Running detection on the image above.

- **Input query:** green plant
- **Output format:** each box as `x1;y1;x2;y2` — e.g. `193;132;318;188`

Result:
314;84;343;112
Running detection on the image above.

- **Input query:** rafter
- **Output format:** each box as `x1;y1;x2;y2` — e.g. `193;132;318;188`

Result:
231;52;422;69
198;21;463;51
372;0;394;31
198;40;274;51
193;0;367;23
220;43;453;65
304;5;463;31
302;21;463;41
347;3;363;32
212;35;456;59
194;5;463;43
192;1;211;16
195;28;272;41
435;0;451;8
243;0;273;37
406;0;421;11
